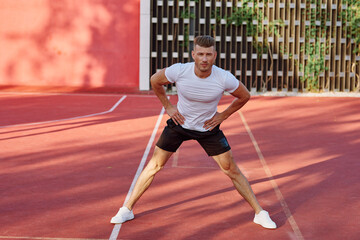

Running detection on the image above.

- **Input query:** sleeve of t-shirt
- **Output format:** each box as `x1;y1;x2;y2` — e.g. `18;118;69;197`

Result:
165;63;182;83
224;71;240;93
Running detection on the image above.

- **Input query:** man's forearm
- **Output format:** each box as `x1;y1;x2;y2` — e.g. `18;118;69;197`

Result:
221;96;249;119
151;76;185;125
151;81;172;109
150;69;173;109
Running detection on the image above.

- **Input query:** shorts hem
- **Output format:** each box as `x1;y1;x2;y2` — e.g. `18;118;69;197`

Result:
206;146;231;156
155;143;177;153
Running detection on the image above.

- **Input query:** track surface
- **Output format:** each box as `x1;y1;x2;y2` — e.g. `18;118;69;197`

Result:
0;93;359;240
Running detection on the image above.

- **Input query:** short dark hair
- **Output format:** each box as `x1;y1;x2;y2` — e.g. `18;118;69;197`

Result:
194;35;215;49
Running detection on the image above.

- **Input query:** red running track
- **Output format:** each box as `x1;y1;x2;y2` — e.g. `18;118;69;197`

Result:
0;92;359;240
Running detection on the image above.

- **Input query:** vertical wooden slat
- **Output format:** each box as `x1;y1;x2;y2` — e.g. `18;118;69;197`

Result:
241;2;249;89
167;1;172;66
318;0;328;91
343;2;348;91
150;0;157;75
178;0;183;63
338;0;344;91
162;0;167;69
248;1;254;90
257;0;264;92
299;0;305;91
294;0;301;92
335;0;341;91
156;1;162;71
230;1;236;76
253;0;259;91
316;0;320;91
323;0;330;91
172;0;178;65
283;0;292;91
284;1;290;91
344;2;352;91
235;1;242;83
329;0;335;91
279;0;285;91
220;1;225;70
269;0;276;91
262;0;269;91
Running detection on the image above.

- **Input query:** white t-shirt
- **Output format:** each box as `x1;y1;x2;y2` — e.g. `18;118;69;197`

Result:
165;62;239;132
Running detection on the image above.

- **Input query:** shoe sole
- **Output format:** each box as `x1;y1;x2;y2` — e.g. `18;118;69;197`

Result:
110;215;134;224
253;220;277;229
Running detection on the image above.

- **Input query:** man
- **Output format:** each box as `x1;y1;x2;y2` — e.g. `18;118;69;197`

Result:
111;35;276;229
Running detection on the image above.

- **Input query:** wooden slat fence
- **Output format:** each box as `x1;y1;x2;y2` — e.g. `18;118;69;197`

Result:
150;0;360;92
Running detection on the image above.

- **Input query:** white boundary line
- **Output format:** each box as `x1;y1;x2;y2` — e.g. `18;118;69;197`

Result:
0;96;127;129
171;149;179;167
239;111;304;240
109;106;166;240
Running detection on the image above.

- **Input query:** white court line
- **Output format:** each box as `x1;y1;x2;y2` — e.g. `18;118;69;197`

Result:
239;111;304;240
171;149;179;167
0;95;127;129
109;106;166;240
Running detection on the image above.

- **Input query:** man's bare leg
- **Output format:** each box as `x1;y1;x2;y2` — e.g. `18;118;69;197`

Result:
212;150;276;229
124;146;173;210
212;150;262;214
111;147;173;224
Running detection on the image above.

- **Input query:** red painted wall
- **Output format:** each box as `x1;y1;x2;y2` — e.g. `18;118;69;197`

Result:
0;0;140;92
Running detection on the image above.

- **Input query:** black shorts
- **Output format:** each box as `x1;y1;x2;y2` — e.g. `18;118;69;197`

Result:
156;119;231;156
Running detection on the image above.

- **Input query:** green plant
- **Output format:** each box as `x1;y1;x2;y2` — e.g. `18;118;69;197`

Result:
300;41;328;91
298;0;330;91
343;0;360;54
226;1;283;56
223;0;283;90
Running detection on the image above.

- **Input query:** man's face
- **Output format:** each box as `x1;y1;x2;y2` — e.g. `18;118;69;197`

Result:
192;45;217;73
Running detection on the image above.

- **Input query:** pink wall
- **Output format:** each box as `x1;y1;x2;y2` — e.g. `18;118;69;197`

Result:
0;0;140;92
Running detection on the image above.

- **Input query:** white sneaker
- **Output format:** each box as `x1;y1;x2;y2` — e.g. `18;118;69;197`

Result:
110;207;134;224
253;210;277;229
